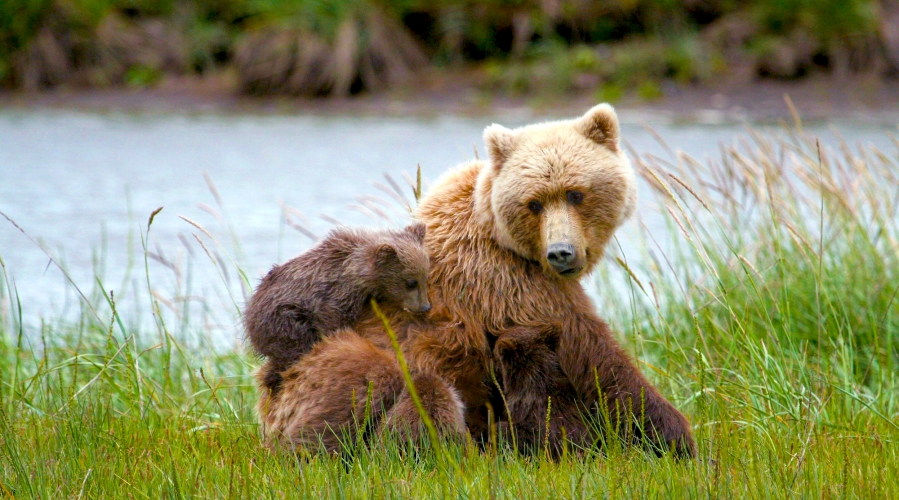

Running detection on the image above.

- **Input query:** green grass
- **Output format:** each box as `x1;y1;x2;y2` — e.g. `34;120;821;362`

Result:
1;123;898;498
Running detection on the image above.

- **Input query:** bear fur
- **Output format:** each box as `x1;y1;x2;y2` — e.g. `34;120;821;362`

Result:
406;103;695;457
258;329;465;453
492;325;590;457
257;104;695;458
244;223;431;394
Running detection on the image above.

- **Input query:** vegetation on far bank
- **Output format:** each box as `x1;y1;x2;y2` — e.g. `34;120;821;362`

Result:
2;0;898;99
1;122;897;497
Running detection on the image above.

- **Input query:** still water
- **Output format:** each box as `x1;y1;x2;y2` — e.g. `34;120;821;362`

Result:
1;109;896;344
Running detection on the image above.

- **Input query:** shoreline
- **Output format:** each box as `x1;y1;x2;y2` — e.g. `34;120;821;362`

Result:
2;72;899;125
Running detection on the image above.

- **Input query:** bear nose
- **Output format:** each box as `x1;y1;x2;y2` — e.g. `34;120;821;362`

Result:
420;303;432;313
547;243;577;272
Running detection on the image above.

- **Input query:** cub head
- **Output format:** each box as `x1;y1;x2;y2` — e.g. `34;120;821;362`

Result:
474;104;637;280
370;222;431;314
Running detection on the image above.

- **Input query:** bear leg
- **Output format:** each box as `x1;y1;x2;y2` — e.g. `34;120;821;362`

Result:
260;330;406;454
557;312;696;458
378;371;466;444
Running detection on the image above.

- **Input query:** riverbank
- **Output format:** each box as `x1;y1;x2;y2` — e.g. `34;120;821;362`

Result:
3;70;899;124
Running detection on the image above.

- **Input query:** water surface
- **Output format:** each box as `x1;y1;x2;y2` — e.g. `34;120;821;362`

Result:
1;110;895;344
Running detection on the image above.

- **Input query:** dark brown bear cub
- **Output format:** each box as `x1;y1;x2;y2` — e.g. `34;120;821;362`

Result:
493;326;589;457
244;223;431;393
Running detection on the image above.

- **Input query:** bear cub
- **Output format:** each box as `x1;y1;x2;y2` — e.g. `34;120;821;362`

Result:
493;326;588;457
244;223;431;394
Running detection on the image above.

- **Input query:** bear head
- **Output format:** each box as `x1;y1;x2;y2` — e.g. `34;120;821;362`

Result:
369;222;432;314
474;103;637;280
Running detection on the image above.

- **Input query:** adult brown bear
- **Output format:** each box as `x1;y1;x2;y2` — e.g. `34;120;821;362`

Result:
260;104;695;457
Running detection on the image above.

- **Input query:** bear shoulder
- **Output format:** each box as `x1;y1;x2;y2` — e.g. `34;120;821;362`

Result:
417;160;483;214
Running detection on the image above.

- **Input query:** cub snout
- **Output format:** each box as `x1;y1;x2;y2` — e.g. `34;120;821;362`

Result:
403;297;432;314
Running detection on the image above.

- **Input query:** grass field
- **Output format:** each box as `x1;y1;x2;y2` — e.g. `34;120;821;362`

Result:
1;122;898;498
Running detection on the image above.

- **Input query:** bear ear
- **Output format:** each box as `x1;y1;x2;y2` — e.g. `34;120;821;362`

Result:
372;244;397;267
483;124;516;167
405;222;426;243
578;103;620;150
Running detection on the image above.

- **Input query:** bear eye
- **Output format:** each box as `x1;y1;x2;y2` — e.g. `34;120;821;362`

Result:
527;200;543;214
406;279;418;289
567;191;584;205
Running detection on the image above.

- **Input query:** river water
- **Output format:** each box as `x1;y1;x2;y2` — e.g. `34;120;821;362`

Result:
1;109;896;346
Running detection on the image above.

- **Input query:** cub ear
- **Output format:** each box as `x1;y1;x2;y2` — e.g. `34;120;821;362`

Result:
483;123;516;167
405;222;426;243
373;244;397;267
578;103;620;150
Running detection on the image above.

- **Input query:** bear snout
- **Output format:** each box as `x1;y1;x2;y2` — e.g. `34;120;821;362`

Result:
546;242;582;275
404;299;432;314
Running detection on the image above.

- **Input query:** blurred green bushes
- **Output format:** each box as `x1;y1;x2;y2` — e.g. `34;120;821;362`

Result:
1;0;896;96
0;0;241;88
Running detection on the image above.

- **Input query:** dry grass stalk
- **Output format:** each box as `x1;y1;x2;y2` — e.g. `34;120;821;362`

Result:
178;215;214;240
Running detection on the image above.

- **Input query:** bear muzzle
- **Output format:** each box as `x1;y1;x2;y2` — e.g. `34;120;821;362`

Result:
546;242;583;276
403;300;432;314
541;203;587;277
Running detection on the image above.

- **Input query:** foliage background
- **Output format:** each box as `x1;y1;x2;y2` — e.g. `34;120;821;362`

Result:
1;0;896;96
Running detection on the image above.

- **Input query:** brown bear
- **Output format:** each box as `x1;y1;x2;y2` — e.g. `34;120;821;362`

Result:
492;325;590;457
244;223;432;394
258;329;466;454
258;104;695;458
406;103;695;457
